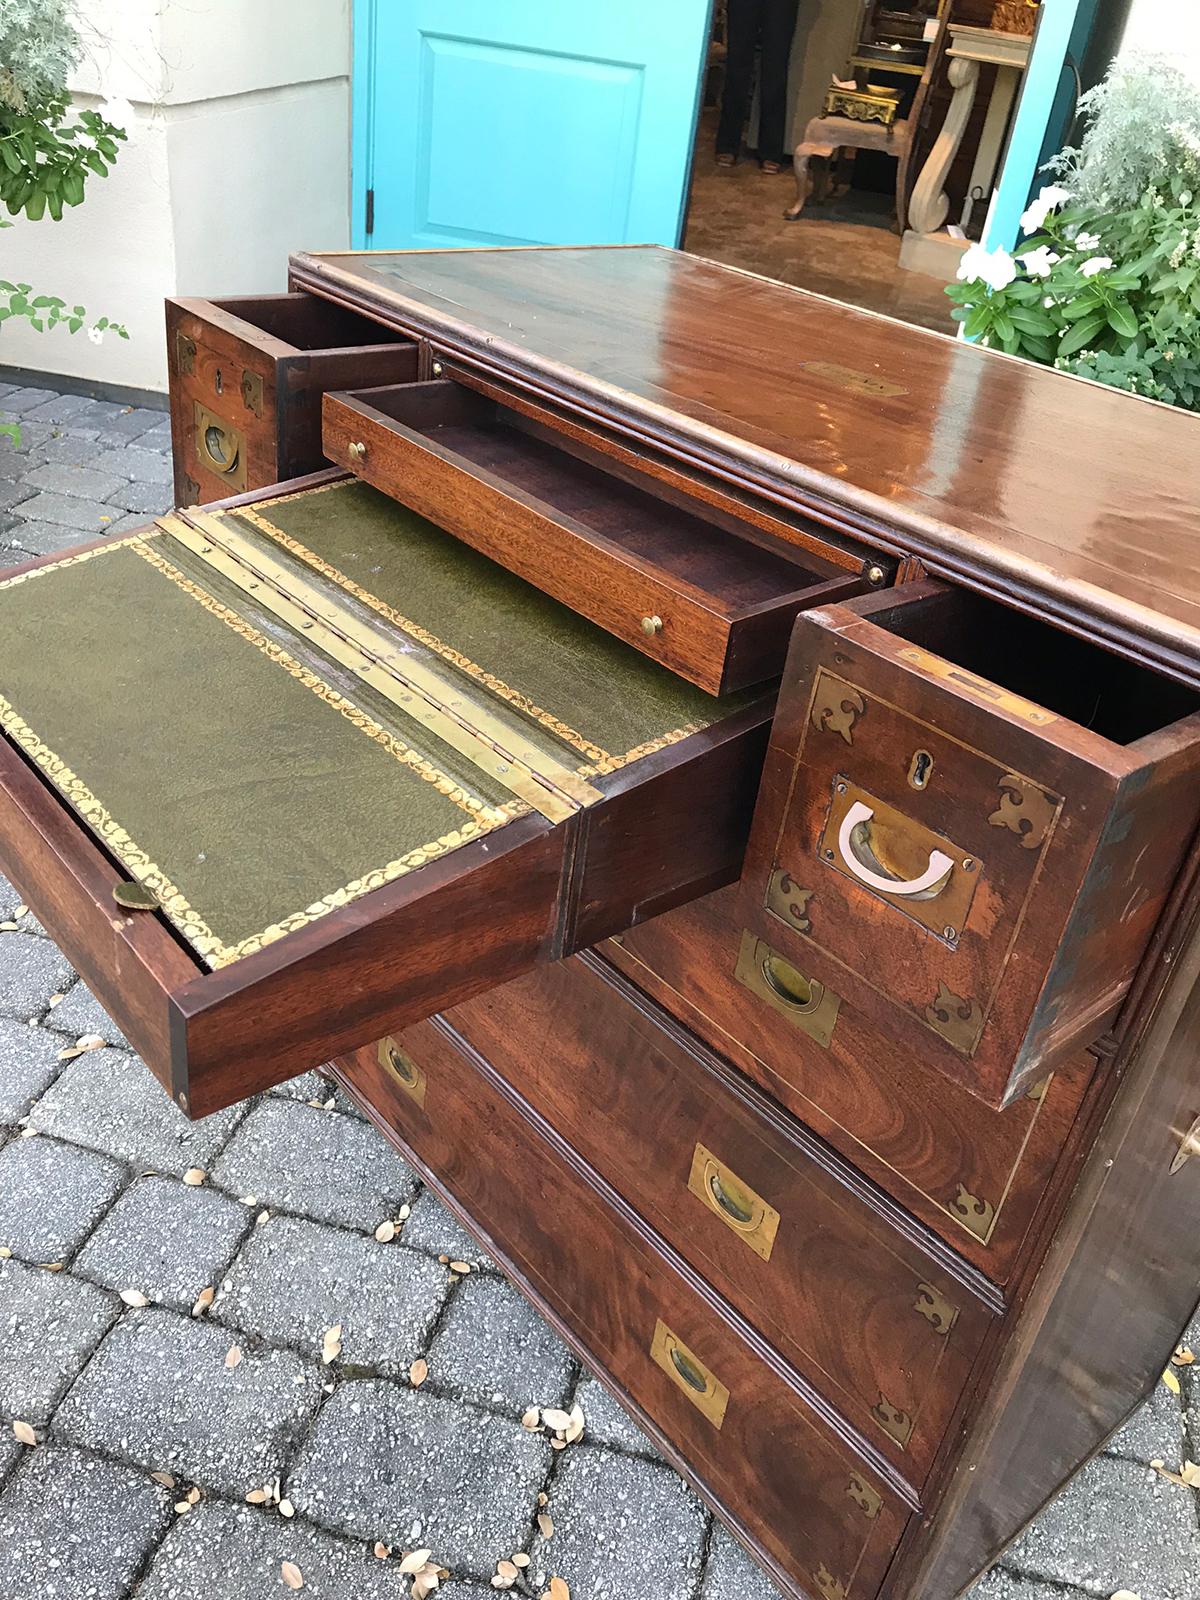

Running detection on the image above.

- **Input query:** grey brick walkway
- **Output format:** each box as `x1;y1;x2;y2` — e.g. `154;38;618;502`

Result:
1;386;1199;1599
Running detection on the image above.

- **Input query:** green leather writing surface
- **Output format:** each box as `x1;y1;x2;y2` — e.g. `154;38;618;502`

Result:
233;478;740;773
0;536;513;967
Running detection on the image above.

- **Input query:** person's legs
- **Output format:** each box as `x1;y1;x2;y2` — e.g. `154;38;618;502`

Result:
757;0;800;166
716;0;765;159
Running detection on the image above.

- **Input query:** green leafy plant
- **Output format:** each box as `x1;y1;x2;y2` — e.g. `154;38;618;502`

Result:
947;54;1200;412
0;0;128;343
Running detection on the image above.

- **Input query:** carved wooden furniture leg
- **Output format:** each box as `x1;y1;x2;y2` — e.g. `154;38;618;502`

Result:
907;54;979;236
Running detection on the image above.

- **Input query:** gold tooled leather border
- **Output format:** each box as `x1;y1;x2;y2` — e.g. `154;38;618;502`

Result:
0;536;519;969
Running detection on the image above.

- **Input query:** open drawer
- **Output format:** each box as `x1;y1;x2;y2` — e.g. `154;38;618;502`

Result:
166;293;420;505
0;476;773;1119
739;581;1200;1109
322;377;878;694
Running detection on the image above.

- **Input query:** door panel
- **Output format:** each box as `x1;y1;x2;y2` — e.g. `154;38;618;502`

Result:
357;1;711;250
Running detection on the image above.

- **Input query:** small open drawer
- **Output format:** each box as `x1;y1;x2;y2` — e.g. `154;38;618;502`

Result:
739;581;1200;1108
0;478;771;1119
322;377;874;694
166;293;421;505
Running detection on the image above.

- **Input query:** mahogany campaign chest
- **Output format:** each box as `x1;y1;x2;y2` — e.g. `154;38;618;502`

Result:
0;245;1198;1600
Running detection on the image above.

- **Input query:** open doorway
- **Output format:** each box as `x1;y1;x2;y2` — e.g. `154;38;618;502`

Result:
682;1;1025;332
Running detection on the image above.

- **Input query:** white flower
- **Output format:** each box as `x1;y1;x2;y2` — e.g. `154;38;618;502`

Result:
87;325;105;345
957;243;1018;292
1019;184;1072;235
1022;244;1061;278
100;96;135;132
1073;230;1101;251
1079;255;1114;277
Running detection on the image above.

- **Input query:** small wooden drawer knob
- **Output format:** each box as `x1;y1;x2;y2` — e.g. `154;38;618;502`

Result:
641;614;663;637
347;441;368;464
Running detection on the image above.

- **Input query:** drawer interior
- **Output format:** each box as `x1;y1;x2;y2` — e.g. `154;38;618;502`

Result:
207;292;405;353
0;478;768;1118
324;379;870;694
860;585;1200;745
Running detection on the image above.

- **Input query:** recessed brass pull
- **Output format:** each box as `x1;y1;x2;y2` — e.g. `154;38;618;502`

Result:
112;881;159;911
1169;1113;1200;1174
376;1037;427;1109
687;1143;780;1261
193;401;246;491
734;932;840;1047
649;1319;729;1429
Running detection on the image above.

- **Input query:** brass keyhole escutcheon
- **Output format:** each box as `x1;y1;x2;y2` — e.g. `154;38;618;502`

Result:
376;1037;427;1108
908;748;934;790
761;953;819;1013
708;1171;755;1226
214;367;224;396
670;1345;709;1394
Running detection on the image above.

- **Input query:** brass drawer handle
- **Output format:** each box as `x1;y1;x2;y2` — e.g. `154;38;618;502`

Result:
641;614;663;636
838;800;954;899
734;931;840;1047
347;440;368;464
650;1319;729;1428
376;1037;426;1108
687;1143;780;1261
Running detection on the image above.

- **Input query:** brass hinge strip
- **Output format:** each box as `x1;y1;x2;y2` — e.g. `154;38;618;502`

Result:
157;511;603;825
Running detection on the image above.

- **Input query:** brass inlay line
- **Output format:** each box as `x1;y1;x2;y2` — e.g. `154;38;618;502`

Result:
161;510;603;826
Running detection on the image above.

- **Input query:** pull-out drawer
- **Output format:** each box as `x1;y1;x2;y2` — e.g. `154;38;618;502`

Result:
166;294;420;505
438;951;997;1483
334;1018;916;1600
322;377;878;694
0;476;770;1119
740;582;1200;1108
607;888;1095;1282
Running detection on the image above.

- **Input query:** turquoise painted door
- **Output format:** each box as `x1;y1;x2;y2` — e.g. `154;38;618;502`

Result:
354;0;712;250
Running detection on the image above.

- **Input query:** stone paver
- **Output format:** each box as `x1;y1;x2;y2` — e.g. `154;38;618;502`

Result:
30;1049;242;1175
90;444;172;483
214;1213;450;1375
289;1380;552;1574
574;1371;658;1458
0;1257;117;1425
4;490;118;534
702;1526;789;1600
212;1098;417;1230
1004;1452;1200;1599
427;1272;575;1413
0;1443;173;1600
54;1306;323;1496
0;933;74;1017
0;1135;124;1261
402;1187;498;1269
530;1445;708;1600
42;978;128;1049
74;1175;250;1311
0;1016;67;1122
21;462;127;502
103;479;174;515
137;1500;422;1600
2;519;87;557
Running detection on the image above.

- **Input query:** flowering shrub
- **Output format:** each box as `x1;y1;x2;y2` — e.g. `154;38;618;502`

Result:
947;55;1200;412
0;0;128;343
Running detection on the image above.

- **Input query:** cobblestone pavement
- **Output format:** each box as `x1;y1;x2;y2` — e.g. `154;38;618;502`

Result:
0;386;1199;1600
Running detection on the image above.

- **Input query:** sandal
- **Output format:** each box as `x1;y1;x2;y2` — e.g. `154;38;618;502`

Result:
760;159;784;175
716;151;737;168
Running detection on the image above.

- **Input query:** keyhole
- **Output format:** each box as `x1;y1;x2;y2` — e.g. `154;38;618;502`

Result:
908;749;934;790
214;368;224;396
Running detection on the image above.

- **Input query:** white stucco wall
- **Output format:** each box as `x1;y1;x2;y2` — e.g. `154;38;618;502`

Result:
0;0;351;394
1121;0;1200;79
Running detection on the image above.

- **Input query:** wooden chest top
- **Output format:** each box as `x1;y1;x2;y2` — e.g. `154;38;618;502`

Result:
289;245;1200;686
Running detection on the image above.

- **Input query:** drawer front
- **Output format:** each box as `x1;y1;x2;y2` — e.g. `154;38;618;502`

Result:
608;887;1095;1282
323;378;870;695
739;584;1200;1107
443;954;996;1482
166;295;419;506
336;1022;914;1600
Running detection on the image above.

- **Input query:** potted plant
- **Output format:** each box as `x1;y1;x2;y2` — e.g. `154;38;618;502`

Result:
947;53;1200;412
